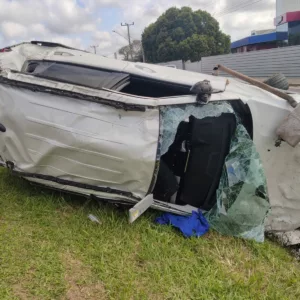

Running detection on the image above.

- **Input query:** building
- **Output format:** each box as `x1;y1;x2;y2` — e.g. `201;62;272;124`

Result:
231;31;288;53
231;0;300;53
275;0;300;35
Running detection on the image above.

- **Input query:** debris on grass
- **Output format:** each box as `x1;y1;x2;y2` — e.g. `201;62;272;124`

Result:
88;214;101;225
156;210;209;238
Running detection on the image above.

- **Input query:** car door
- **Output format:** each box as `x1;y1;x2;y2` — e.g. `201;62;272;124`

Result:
0;69;160;201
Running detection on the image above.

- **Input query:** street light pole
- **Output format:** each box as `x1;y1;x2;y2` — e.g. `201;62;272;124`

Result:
112;30;128;42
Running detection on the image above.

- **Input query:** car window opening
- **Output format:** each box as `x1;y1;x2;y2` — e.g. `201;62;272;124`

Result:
153;101;253;211
23;61;192;98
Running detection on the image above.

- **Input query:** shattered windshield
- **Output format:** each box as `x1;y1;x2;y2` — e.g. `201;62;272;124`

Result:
205;124;270;242
160;102;270;242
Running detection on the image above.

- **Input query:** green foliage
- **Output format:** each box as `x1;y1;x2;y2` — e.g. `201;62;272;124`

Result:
118;40;143;62
185;34;210;62
142;7;231;63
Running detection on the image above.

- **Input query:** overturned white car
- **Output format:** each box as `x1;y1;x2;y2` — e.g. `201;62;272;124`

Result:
0;41;299;242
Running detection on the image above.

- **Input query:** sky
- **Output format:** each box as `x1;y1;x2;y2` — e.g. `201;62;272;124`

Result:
0;0;276;58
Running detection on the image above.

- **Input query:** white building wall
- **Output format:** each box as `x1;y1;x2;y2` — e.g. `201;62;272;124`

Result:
276;0;300;16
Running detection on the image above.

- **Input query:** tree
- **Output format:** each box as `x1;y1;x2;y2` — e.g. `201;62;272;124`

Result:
118;45;131;61
183;34;210;62
142;7;231;64
118;40;143;62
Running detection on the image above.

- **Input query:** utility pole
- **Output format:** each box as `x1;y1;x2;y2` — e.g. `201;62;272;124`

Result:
114;52;117;60
90;45;99;54
121;22;134;61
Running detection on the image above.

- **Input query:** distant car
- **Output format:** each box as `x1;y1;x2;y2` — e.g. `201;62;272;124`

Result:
0;41;299;234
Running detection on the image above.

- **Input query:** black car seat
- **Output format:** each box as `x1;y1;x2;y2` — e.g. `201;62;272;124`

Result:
153;113;236;210
177;114;236;210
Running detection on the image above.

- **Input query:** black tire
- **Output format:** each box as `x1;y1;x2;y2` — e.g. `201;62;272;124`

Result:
263;73;289;90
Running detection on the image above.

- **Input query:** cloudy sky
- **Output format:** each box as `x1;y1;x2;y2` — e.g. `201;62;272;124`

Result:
0;0;276;57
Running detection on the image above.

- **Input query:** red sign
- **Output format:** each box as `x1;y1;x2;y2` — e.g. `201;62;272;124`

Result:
274;11;300;26
286;11;300;23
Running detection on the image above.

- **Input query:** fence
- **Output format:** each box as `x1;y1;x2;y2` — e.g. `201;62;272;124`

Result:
158;45;300;78
158;60;201;72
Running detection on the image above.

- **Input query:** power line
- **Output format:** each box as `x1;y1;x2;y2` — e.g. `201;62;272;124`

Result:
199;0;218;12
216;0;265;17
214;0;254;16
112;30;129;42
113;30;142;44
222;0;265;17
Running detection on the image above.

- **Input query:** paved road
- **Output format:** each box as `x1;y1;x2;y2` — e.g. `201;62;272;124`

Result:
255;78;300;87
290;86;300;93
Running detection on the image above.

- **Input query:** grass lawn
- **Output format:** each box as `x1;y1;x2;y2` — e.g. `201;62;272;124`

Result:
0;168;300;300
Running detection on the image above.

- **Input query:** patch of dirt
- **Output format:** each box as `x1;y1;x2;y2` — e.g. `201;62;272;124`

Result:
56;206;75;218
61;252;107;300
12;267;37;300
13;283;37;300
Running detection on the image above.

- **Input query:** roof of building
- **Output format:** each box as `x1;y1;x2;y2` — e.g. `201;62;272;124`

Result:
251;29;276;36
231;31;288;49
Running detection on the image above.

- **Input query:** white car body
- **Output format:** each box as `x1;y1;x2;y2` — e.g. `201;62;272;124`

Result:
0;42;299;234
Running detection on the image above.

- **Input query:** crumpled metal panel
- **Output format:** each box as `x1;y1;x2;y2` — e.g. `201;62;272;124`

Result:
205;125;270;242
246;98;300;233
0;44;52;71
0;84;159;199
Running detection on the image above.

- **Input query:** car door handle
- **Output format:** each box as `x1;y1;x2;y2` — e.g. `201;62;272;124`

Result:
0;123;6;132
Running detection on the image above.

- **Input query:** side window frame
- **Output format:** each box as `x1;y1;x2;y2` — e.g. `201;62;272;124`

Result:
21;60;130;92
